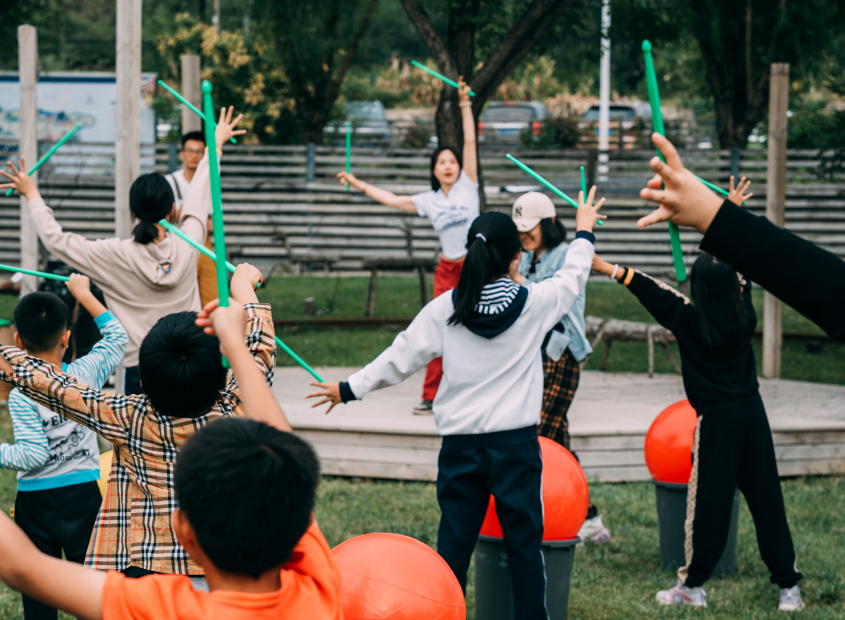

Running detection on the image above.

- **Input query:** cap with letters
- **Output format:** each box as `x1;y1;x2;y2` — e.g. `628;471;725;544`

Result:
511;192;556;232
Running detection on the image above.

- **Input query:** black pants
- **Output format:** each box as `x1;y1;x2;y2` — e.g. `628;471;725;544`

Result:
123;366;143;396
679;400;802;589
436;427;547;620
15;482;102;620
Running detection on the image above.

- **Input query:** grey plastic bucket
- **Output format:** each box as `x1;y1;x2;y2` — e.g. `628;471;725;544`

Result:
654;481;739;576
474;535;578;620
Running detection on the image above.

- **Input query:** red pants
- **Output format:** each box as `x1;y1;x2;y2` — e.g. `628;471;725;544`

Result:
422;257;464;401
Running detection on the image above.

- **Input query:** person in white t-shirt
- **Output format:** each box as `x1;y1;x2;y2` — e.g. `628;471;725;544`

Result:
166;131;218;307
337;77;479;416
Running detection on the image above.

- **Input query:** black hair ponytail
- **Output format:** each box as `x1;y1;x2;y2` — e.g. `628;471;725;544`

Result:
132;220;160;245
448;212;522;326
690;253;756;355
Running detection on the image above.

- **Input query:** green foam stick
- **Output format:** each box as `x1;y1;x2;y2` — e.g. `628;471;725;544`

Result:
642;40;686;283
346;121;351;192
580;165;587;200
410;61;475;96
506;154;603;226
0;263;69;282
5;123;82;197
202;81;232;368
158;220;323;381
158;80;237;144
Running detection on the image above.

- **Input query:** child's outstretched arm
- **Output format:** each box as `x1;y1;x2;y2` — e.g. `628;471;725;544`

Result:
0;510;105;620
336;172;416;212
592;254;688;331
196;299;291;433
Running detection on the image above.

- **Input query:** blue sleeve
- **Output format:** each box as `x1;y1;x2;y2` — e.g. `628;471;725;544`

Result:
0;389;50;471
67;312;128;389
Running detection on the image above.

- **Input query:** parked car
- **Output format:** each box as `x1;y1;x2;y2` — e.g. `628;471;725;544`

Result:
323;100;392;144
478;101;550;144
580;103;651;129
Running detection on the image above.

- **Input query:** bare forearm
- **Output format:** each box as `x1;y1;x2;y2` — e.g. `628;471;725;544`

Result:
359;183;415;212
226;342;292;432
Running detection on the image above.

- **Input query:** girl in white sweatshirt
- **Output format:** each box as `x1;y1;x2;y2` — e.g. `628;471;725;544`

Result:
308;189;605;620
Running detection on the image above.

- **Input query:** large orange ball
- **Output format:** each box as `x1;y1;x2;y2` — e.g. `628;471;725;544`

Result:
644;400;698;484
332;533;465;620
479;436;589;541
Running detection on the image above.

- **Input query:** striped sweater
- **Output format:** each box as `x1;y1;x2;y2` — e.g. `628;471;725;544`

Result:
0;311;127;491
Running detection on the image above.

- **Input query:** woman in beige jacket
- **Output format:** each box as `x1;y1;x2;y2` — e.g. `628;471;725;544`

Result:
1;107;244;394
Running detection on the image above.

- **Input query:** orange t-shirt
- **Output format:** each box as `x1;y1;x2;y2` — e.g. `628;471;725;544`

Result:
102;524;342;620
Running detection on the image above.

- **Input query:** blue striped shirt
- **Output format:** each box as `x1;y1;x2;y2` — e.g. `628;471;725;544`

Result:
0;312;127;482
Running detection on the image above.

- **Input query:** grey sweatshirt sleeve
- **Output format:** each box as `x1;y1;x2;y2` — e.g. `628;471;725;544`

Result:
27;198;123;289
346;295;449;399
529;237;594;335
178;152;214;245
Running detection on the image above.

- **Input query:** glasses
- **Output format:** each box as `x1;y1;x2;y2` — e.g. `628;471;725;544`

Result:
182;148;205;156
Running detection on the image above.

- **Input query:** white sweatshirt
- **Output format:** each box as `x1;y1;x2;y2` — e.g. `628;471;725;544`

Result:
347;237;594;436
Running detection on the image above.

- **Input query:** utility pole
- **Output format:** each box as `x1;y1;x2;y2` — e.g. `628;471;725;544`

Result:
18;25;39;296
597;0;611;181
181;55;202;134
115;0;142;239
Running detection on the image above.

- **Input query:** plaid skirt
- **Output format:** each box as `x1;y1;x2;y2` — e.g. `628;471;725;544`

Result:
538;349;580;449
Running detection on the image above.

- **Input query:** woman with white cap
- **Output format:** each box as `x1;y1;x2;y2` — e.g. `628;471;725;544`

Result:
509;191;611;545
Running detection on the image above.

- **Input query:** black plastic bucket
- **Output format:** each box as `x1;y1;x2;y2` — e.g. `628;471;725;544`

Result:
654;481;739;576
474;535;578;620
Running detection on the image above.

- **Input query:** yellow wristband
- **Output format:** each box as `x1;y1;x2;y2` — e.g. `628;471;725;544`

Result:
623;268;635;286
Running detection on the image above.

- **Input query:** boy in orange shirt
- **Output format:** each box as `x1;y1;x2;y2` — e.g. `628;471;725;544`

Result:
0;300;341;620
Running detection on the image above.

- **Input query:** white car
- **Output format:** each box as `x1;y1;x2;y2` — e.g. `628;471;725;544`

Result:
478;102;550;144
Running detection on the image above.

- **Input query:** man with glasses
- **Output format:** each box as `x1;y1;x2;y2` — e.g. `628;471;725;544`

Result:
167;132;218;306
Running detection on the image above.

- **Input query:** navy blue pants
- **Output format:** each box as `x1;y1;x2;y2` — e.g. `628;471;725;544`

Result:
436;426;547;620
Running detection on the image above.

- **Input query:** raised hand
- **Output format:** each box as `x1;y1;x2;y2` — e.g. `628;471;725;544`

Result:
457;76;471;104
214;106;247;149
576;185;607;233
637;133;723;233
306;381;342;414
336;171;364;191
728;175;753;205
0;158;40;202
195;299;247;352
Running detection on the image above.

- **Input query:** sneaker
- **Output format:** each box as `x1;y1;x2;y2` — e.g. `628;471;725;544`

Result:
656;582;707;607
413;400;433;415
778;586;805;612
577;515;611;546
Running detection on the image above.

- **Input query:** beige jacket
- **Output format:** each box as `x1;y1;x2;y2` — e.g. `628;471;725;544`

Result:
28;154;213;366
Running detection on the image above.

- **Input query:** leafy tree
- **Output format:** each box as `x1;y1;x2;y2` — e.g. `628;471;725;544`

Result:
256;0;380;145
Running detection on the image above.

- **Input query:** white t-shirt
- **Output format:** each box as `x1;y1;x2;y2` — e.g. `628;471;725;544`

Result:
411;170;480;260
165;168;191;210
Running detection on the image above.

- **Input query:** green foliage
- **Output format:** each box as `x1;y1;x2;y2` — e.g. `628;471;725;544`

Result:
153;13;300;144
519;116;583;149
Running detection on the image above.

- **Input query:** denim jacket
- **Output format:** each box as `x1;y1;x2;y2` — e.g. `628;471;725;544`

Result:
519;243;593;362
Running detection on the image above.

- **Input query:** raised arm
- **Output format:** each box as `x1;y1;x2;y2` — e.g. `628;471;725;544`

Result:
0;392;50;472
458;76;477;183
336;172;416;212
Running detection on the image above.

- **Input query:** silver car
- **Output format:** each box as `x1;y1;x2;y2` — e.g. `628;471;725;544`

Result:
323;101;392;144
478;101;549;144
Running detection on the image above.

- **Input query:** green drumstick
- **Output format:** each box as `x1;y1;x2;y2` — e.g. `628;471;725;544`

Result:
0;263;69;282
5;124;82;197
580;165;587;199
643;40;686;283
410;61;475;96
506;154;603;226
158;80;237;144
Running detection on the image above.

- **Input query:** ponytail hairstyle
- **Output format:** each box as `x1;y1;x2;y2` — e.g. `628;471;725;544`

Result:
448;212;522;326
129;173;175;245
429;146;462;190
690;253;755;355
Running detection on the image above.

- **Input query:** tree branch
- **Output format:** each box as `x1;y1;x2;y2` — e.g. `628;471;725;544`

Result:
471;0;574;102
331;0;379;92
398;0;456;77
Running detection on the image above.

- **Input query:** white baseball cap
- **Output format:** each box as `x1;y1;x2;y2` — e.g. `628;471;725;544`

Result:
511;192;556;232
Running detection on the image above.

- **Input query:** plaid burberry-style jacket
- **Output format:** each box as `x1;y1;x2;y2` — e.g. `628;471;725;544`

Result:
0;303;276;575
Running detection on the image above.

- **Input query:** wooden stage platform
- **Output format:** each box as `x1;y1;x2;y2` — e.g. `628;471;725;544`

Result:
273;368;845;483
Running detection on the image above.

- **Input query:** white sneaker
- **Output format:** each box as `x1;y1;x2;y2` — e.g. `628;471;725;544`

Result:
576;515;611;546
656;582;707;607
778;586;805;612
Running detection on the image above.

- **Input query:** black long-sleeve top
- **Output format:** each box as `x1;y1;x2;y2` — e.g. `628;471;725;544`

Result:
700;199;845;343
621;269;760;414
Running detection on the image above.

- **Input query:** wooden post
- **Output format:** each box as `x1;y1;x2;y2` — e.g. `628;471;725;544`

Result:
763;63;789;379
115;0;142;239
18;25;40;296
180;55;202;134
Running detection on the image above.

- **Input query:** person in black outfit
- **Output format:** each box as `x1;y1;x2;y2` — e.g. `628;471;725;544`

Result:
636;132;845;342
593;252;804;612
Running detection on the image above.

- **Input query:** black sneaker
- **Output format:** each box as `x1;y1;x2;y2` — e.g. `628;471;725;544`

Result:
413;400;434;415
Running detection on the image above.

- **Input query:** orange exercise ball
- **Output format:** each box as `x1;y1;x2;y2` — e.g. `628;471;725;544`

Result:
333;533;466;620
644;399;698;484
479;436;589;541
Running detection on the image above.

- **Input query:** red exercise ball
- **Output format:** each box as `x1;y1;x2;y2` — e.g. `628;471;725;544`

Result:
332;533;465;620
644;399;698;484
479;436;589;541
